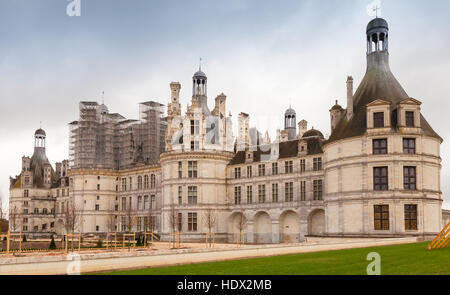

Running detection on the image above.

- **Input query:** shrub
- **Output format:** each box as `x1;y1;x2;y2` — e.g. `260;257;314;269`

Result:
49;236;57;250
96;238;103;248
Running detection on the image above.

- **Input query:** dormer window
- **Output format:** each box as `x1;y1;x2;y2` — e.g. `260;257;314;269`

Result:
405;111;414;127
373;112;384;128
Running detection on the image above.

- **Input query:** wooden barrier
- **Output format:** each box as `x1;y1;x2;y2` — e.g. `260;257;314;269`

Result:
142;231;156;247
122;233;136;248
64;233;81;253
168;231;183;249
0;231;23;254
427;222;450;250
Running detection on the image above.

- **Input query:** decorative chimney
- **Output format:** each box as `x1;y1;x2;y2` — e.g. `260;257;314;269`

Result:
346;76;354;120
298;120;308;138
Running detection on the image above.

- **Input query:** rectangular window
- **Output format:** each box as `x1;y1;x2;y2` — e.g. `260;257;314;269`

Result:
285;182;294;202
144;175;149;189
403;138;416;154
144;195;149;210
138;176;142;189
151;174;156;189
188;161;198;178
150;195;156;209
121;216;126;232
403;167;416;190
272;163;278;175
285;161;293;174
178;161;183;178
300;159;306;173
404;204;418;231
272;183;278;203
121;197;127;210
258;184;266;203
234;186;242;205
190;120;199;135
178;186;182;205
258;164;265;176
373;167;388;191
313;158;322;171
24;190;29;198
138;196;142;210
129;177;132;190
247;186;253;204
313;180;323;200
235;167;241;179
177;212;183;232
188;186;198;205
121;178;127;191
373;112;385;128
188;212;197;231
405;111;414;127
300;181;306;201
95;204;99;211
247;166;252;178
137;218;142;231
373;139;388;155
374;205;390;230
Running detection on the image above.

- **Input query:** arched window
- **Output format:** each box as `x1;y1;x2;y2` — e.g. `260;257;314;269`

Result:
144;175;149;189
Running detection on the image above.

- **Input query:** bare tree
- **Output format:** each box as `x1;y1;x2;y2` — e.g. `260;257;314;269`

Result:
145;205;154;232
202;208;217;247
9;205;19;233
124;201;137;233
167;202;179;248
106;212;117;233
0;193;8;234
235;212;246;244
62;201;81;234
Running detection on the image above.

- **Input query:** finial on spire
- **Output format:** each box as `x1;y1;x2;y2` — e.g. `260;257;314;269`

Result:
199;57;202;71
102;91;105;104
373;5;380;18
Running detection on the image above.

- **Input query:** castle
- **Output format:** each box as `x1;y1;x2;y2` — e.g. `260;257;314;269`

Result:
9;17;446;242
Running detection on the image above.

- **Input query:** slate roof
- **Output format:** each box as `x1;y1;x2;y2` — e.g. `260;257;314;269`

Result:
229;137;324;165
327;51;442;144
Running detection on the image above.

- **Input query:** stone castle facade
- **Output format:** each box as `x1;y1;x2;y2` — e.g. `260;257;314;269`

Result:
9;17;446;242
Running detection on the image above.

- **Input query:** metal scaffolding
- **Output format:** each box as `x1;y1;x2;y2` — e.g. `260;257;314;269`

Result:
69;101;166;170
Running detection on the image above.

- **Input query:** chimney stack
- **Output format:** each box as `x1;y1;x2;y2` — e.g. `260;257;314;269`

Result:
346;76;354;120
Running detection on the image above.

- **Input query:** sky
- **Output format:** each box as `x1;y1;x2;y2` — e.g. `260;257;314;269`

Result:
0;0;449;209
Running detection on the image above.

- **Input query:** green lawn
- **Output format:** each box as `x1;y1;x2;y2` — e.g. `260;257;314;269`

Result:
97;242;449;275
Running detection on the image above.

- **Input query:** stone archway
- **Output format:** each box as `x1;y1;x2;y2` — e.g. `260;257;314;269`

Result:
254;211;272;244
280;210;300;243
308;209;325;235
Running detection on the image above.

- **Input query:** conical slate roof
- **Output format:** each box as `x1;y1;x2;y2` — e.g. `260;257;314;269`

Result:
327;51;442;143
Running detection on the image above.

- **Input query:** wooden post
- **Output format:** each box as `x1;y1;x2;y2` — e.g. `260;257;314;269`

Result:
78;232;81;252
6;231;10;254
